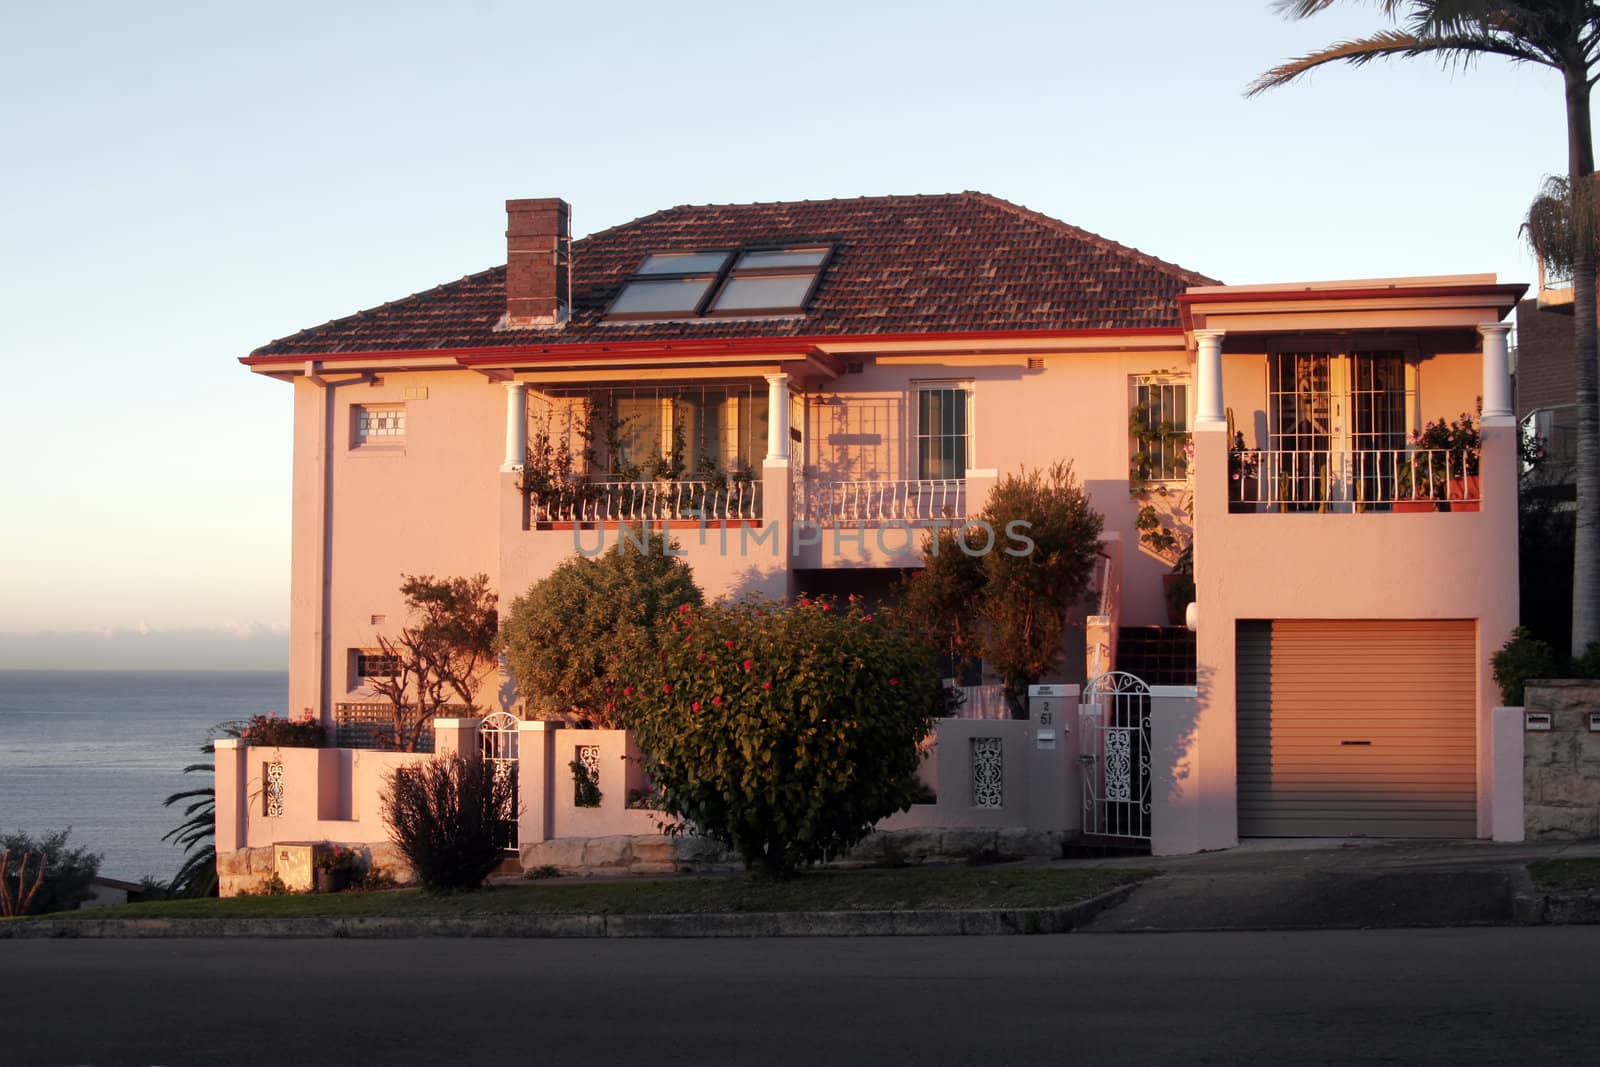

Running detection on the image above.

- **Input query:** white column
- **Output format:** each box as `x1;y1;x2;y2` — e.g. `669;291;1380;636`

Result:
1193;329;1226;429
501;381;528;471
1478;322;1514;424
764;372;790;463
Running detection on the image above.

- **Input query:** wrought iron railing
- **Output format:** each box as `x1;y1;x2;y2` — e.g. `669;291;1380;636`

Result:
1228;448;1480;512
799;478;967;523
531;479;762;523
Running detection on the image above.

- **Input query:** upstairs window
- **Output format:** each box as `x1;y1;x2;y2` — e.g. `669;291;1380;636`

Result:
1130;377;1188;483
916;384;970;481
605;244;831;321
353;649;399;685
352;404;405;447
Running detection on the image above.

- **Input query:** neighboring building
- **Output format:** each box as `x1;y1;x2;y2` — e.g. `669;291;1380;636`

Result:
1513;278;1581;487
243;193;1524;853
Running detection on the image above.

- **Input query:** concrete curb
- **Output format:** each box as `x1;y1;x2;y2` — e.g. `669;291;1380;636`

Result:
0;882;1138;940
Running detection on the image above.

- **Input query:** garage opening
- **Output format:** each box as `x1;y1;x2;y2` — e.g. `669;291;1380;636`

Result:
1237;619;1476;838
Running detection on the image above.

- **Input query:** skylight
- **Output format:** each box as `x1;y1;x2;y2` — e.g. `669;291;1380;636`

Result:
605;244;831;321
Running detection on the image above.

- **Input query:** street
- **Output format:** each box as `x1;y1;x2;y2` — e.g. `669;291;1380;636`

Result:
4;928;1597;1064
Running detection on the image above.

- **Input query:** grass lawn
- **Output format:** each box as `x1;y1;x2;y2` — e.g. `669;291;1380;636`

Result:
1529;857;1600;892
29;864;1153;921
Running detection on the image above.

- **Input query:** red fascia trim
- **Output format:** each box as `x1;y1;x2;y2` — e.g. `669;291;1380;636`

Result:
238;326;1187;368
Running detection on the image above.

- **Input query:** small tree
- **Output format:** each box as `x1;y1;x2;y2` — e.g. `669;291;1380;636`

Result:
899;462;1104;711
1;830;100;916
501;527;702;727
368;574;499;751
382;754;516;892
627;597;938;878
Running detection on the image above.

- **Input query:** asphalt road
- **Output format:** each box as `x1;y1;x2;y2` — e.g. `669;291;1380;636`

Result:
4;928;1597;1065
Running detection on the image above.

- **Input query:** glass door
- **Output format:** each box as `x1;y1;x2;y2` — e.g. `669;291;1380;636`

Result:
1268;352;1333;510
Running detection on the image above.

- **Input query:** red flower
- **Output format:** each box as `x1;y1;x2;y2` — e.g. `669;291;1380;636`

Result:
800;598;811;606
663;684;671;694
762;681;772;691
679;604;691;613
623;687;634;696
888;677;900;686
820;603;831;611
725;640;735;649
692;701;701;711
743;659;753;671
711;696;722;707
863;614;874;622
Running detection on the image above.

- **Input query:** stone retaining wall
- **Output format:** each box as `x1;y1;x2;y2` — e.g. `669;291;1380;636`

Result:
217;842;413;897
1524;681;1600;840
518;827;1069;877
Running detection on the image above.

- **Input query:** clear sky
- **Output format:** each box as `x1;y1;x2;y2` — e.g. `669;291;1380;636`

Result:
0;0;1574;666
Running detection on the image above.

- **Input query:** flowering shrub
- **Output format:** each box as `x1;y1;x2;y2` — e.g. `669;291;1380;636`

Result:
238;714;325;748
1412;414;1482;476
314;843;361;874
626;597;938;878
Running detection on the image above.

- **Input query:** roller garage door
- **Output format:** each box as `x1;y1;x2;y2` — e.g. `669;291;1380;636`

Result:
1237;620;1477;837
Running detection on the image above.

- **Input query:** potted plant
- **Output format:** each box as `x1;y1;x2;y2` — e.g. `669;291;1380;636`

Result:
1228;432;1259;513
313;844;360;893
1411;414;1481;512
1392;454;1441;513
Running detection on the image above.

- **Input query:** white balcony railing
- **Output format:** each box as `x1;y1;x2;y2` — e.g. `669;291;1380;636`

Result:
799;478;967;524
1228;449;1480;512
532;479;762;523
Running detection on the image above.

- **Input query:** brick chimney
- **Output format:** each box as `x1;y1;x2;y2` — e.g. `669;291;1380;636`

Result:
501;197;570;329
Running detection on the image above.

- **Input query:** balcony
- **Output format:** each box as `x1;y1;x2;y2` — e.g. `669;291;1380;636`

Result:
1226;449;1480;513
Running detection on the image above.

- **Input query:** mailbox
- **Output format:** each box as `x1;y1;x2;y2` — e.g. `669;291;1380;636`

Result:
1028;684;1071;749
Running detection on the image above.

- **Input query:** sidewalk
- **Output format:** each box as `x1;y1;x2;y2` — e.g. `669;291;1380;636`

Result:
1075;837;1600;932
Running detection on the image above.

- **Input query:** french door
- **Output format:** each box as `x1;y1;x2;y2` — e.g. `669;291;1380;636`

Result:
1269;350;1410;509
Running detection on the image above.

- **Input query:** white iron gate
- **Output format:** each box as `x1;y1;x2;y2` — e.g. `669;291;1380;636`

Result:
1079;671;1152;840
479;712;519;853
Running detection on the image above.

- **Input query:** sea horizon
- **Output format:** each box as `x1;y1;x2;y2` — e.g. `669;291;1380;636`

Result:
0;668;290;882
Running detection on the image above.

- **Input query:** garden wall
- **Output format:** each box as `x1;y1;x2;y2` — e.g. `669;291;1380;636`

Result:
1524;681;1600;840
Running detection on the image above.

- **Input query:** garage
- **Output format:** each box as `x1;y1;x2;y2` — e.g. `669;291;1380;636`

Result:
1236;619;1478;838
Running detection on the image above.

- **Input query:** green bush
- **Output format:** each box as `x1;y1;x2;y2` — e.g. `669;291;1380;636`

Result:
1;829;101;915
382;755;516;892
898;462;1104;711
1492;627;1560;706
501;526;702;726
627;597;937;878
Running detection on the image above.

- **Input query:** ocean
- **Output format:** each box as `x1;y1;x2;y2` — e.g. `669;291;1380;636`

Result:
0;669;288;882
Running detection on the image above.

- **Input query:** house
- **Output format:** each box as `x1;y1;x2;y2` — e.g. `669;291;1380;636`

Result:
241;192;1525;859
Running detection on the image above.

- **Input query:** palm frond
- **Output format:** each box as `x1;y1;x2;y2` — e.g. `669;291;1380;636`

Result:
1247;26;1554;96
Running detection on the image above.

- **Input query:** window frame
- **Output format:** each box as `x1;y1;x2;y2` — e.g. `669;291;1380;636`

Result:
1130;375;1190;485
351;403;406;449
353;649;400;687
601;249;735;321
912;381;973;482
704;244;834;318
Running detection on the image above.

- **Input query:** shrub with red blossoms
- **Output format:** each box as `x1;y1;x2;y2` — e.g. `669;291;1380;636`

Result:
627;595;938;878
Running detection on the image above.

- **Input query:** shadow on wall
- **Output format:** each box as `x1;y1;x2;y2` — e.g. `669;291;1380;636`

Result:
1149;658;1210;810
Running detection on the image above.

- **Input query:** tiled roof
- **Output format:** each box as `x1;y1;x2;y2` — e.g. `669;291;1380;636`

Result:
249;192;1217;357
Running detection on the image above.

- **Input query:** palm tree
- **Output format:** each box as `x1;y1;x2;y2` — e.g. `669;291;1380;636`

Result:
161;721;247;897
1248;1;1600;657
